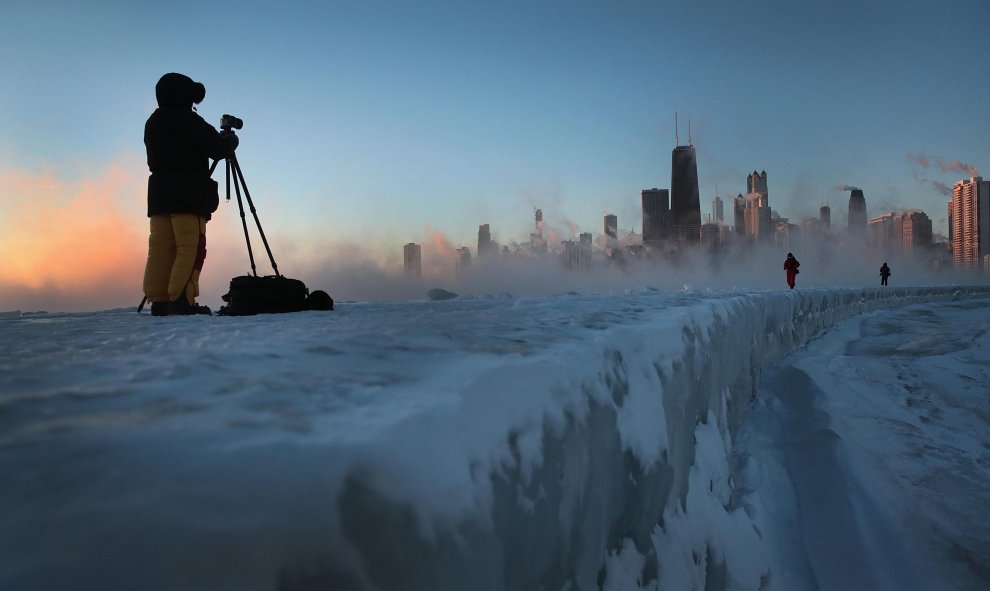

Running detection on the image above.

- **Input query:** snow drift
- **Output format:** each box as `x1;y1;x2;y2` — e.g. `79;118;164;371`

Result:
1;285;988;591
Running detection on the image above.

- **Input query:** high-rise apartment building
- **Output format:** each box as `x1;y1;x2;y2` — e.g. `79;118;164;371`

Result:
897;211;932;254
562;233;594;269
868;212;896;251
868;210;933;256
403;242;422;278
670;144;701;242
641;188;670;245
848;189;867;232
949;176;990;270
774;220;799;249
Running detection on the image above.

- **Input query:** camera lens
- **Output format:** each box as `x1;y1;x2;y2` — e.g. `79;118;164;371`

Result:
221;114;243;130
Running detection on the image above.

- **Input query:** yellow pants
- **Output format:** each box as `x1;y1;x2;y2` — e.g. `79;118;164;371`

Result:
142;214;207;304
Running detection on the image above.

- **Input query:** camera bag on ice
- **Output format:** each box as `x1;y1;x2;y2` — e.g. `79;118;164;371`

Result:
203;127;332;317
218;275;332;316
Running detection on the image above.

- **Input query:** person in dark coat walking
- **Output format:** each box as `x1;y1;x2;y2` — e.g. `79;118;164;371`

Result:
880;262;891;286
142;72;238;316
784;252;800;289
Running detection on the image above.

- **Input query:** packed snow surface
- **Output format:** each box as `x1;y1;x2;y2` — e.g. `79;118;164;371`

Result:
1;285;988;590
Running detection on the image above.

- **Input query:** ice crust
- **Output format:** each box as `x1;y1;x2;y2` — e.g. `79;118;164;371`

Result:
1;285;988;590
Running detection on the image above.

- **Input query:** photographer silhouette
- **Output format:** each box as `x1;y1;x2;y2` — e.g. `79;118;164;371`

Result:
140;73;237;316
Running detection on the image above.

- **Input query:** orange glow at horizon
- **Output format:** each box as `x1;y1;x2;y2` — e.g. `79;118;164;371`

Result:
0;160;149;310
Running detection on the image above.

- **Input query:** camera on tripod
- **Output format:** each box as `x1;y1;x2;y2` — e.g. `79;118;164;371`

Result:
220;114;243;131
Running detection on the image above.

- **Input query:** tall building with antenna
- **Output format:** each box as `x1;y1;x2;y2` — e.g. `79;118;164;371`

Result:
712;193;724;225
670;115;701;242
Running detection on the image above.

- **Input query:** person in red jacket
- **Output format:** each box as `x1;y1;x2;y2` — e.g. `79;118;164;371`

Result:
784;252;800;289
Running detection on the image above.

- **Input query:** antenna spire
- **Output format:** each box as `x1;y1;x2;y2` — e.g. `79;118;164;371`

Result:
675;112;679;146
688;119;692;146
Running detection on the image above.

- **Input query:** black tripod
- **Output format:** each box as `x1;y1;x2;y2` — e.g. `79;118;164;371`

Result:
209;136;281;279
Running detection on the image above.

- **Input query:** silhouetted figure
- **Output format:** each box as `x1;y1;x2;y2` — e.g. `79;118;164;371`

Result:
142;73;237;316
880;262;891;286
784;252;800;289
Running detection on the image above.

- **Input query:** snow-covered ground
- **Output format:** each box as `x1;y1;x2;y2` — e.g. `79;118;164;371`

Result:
732;297;990;591
1;286;988;590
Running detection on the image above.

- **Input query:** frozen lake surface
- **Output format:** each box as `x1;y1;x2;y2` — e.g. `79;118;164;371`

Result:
1;286;988;590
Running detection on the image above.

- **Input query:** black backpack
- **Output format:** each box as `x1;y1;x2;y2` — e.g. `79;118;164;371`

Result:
218;275;333;316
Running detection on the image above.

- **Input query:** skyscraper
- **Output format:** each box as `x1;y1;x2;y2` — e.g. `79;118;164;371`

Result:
604;214;618;239
478;224;496;258
455;246;471;276
670;144;701;242
949;176;990;270
403;242;422;278
733;194;746;234
868;212;896;252
712;195;724;225
700;221;720;248
530;209;547;253
743;196;772;241
848;189;867;232
641;188;670;245
740;170;771;241
820;203;831;228
897;211;932;254
747;170;768;199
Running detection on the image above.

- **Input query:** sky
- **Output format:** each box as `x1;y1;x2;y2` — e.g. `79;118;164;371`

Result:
2;0;989;311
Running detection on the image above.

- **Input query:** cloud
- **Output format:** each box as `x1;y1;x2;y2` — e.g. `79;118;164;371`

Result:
835;184;859;191
0;158;149;311
0;157;265;312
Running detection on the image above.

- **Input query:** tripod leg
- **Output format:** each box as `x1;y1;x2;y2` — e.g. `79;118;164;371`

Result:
229;157;258;276
230;156;280;277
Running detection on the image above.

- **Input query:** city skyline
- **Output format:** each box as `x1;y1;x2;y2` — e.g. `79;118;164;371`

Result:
409;183;948;258
2;1;989;311
434;173;948;255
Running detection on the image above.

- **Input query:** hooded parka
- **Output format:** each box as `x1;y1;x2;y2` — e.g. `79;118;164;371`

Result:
145;72;229;218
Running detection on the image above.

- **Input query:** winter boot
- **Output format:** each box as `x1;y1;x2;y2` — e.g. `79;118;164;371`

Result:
170;298;212;316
